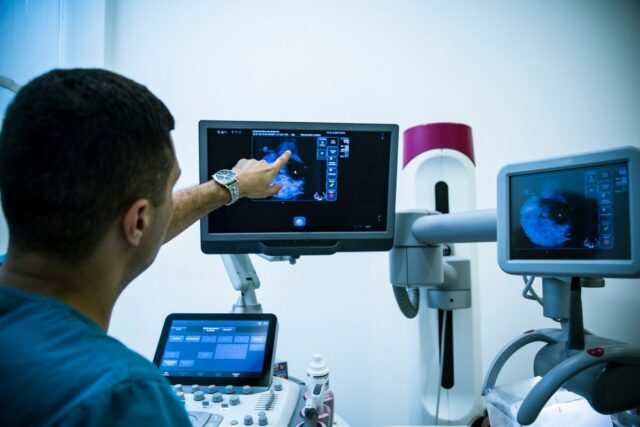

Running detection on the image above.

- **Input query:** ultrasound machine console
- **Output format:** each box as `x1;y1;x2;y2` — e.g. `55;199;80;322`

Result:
151;121;399;426
153;313;301;427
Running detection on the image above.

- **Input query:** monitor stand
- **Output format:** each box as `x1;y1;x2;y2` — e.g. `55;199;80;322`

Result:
221;254;298;313
482;276;640;425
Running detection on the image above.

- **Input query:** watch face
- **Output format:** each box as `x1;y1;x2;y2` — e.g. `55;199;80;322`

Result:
215;169;236;185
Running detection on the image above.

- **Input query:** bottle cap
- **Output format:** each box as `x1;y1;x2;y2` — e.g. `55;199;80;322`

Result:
306;354;329;377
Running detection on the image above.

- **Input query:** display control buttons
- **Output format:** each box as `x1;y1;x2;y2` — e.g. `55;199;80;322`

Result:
229;396;240;406
211;392;223;403
225;385;236;394
193;391;205;401
242;385;252;394
273;382;283;392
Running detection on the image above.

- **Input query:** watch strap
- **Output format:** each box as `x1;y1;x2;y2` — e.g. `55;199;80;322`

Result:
212;170;240;206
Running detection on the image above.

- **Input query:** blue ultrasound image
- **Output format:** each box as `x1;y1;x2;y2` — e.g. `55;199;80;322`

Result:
512;175;599;251
253;137;326;201
519;185;573;248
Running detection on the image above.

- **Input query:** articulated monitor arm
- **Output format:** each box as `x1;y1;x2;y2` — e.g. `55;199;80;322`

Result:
389;209;497;315
221;254;263;313
221;254;298;313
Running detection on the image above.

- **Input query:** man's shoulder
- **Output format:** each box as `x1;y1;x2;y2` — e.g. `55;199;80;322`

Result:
53;370;191;427
0;286;161;380
0;287;187;426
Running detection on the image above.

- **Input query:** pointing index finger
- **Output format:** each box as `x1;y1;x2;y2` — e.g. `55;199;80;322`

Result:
271;150;291;171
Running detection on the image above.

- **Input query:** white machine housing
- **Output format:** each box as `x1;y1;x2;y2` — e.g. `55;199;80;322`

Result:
402;147;484;424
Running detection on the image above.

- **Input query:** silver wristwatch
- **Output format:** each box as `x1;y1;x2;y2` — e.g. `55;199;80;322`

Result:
212;169;240;206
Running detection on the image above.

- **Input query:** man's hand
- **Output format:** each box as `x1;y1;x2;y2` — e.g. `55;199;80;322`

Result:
232;150;291;199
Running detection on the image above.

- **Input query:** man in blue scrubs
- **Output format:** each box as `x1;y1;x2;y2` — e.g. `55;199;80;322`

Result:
0;69;290;426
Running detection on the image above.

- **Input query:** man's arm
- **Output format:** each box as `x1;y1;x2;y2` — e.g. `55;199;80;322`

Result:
164;180;228;243
164;151;291;243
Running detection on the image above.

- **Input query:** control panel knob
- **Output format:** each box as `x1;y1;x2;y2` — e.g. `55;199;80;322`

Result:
191;384;200;392
242;385;252;394
225;385;236;394
173;384;183;392
273;382;283;392
175;391;185;400
193;391;205;401
207;385;217;394
230;421;238;426
243;415;254;425
211;392;223;403
229;395;240;406
258;414;268;426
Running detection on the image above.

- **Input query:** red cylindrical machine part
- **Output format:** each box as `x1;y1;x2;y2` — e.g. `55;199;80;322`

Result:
403;122;475;168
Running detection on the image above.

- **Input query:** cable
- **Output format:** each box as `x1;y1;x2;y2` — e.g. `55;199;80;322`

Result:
521;275;543;306
0;75;22;94
392;285;420;318
435;309;448;425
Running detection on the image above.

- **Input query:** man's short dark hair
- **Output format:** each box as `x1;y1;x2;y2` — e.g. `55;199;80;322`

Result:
0;69;176;262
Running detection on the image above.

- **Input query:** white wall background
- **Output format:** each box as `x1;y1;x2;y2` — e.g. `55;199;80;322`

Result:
0;0;107;254
0;0;63;254
2;1;640;426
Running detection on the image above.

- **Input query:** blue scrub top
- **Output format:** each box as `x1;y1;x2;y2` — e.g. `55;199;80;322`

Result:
0;286;191;427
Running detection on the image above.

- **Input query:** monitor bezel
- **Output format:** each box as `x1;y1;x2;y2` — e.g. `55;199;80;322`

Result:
199;120;399;255
152;313;278;388
497;146;640;278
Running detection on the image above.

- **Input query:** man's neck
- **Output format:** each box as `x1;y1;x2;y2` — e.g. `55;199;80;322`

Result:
0;251;121;331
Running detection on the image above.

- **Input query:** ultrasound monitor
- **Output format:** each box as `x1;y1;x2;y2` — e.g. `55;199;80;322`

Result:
199;121;398;255
497;146;640;278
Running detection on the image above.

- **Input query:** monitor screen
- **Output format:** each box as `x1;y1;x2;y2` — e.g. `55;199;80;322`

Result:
497;146;639;278
199;121;398;255
153;313;277;387
509;161;630;260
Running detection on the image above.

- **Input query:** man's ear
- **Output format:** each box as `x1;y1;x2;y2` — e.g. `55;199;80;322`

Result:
122;199;151;247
